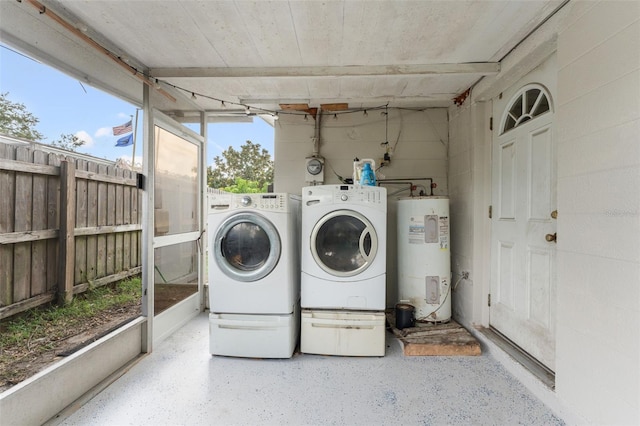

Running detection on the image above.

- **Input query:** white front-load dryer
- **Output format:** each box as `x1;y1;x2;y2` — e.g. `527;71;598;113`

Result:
301;185;387;310
207;192;300;358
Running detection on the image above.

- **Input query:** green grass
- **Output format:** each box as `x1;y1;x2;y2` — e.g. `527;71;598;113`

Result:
0;277;142;349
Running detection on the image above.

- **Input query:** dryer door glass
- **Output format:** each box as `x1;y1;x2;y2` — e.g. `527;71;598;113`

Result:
215;213;281;282
312;210;378;277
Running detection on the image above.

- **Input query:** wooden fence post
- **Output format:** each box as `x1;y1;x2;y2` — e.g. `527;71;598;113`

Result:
58;160;75;305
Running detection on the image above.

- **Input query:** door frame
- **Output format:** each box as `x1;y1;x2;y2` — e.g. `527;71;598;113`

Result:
142;85;208;351
488;62;558;371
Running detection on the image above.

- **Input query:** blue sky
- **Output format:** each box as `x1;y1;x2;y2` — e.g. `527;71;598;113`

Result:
0;44;274;165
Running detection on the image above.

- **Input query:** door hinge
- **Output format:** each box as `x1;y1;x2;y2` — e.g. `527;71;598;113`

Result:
488;205;492;219
489;116;493;131
488;294;491;307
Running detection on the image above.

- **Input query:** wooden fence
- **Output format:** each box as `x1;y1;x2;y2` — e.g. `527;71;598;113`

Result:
0;141;142;319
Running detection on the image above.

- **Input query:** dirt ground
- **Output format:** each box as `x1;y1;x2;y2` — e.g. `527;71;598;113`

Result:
0;301;141;393
0;284;197;393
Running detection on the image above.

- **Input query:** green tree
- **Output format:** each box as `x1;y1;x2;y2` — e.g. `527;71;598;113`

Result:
0;92;45;141
207;140;273;191
50;133;85;151
223;177;269;194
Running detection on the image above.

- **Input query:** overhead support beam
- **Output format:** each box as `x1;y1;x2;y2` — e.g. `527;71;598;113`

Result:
239;94;458;107
151;63;500;79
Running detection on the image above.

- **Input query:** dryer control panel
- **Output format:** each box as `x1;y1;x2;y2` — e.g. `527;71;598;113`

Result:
331;185;384;205
304;185;385;207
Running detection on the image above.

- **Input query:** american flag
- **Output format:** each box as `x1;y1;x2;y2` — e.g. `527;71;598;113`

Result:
112;120;132;136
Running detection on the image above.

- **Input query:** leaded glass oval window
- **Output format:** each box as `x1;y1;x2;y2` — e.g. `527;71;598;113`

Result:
501;84;551;134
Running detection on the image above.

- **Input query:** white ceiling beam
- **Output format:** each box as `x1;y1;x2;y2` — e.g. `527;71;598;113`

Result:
151;63;500;79
238;94;457;106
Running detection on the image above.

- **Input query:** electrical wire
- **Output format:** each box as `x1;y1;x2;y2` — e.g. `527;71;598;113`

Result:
325;159;346;183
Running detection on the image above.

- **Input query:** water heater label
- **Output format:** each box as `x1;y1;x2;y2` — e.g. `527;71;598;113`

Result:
439;216;449;249
408;216;425;244
424;215;439;243
425;276;440;304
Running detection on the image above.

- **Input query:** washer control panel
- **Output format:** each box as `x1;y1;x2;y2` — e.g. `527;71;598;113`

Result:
232;193;287;211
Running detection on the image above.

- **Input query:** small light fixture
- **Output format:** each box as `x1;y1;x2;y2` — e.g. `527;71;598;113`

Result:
273;112;279;120
333;113;338;120
154;79;161;89
304;114;308;121
245;106;251;115
191;92;197;100
220;100;226;108
363;110;368;117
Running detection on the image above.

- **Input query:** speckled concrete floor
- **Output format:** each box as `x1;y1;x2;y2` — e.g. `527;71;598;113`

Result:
58;313;564;426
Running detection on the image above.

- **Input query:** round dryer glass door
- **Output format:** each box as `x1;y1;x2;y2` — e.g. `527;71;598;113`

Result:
214;213;281;282
311;210;378;277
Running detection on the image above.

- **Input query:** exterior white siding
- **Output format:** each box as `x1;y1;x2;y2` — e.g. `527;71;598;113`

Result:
555;1;640;423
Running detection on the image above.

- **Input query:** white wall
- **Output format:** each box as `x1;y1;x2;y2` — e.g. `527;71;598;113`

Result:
448;99;492;328
274;108;449;306
274;109;448;194
554;1;640;423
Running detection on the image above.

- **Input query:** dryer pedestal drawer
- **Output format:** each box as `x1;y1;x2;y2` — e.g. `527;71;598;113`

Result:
209;309;299;359
300;309;385;357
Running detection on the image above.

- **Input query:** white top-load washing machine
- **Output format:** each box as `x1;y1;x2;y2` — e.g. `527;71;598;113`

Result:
207;192;300;358
301;184;387;310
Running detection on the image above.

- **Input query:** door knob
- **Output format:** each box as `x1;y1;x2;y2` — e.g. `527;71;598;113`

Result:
545;233;557;243
551;210;558;219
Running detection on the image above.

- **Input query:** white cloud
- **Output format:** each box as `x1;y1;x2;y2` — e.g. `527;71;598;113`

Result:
95;127;111;138
75;130;94;148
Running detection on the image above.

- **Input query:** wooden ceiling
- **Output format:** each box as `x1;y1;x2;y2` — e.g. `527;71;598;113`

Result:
1;1;565;118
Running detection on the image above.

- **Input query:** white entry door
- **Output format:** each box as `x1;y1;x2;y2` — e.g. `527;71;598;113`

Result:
490;83;557;371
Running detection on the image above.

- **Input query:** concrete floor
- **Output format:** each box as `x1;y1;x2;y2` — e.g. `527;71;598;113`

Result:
57;313;564;426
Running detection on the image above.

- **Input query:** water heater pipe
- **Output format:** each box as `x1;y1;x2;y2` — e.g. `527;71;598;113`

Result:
378;177;434;196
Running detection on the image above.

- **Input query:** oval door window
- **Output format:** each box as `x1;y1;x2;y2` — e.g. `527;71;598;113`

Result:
311;210;378;277
214;213;281;282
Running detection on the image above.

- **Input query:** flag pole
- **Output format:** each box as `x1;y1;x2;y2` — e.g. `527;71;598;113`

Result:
131;109;139;170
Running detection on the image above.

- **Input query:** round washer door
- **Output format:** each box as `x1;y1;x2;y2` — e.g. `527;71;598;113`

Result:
214;213;281;282
311;209;378;277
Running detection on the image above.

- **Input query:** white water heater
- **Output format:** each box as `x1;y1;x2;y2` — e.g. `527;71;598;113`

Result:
397;196;451;322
